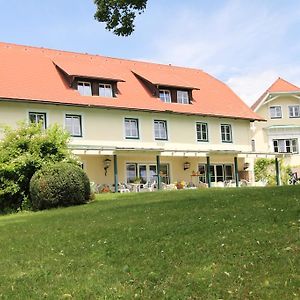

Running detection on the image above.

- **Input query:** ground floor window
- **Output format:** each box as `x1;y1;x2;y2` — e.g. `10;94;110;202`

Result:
126;163;170;184
198;164;234;183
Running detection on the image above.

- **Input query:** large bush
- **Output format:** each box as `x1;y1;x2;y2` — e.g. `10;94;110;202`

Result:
30;162;90;210
0;123;78;212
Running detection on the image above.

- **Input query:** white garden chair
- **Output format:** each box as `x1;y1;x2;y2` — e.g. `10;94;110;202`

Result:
139;180;156;192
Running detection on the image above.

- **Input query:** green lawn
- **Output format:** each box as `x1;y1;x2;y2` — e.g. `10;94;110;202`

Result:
0;187;299;299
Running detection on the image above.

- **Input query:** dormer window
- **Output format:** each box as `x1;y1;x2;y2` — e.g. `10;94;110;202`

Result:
177;90;189;104
77;81;92;96
99;83;113;97
159;90;171;103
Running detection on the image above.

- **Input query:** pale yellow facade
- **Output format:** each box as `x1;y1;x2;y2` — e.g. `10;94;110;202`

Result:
0;100;255;187
252;93;300;170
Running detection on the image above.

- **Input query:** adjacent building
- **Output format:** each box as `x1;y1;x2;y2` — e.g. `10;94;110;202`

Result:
252;77;300;174
0;42;264;189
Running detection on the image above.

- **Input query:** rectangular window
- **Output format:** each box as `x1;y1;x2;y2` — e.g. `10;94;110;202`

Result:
198;164;206;183
220;124;232;143
99;83;113;97
65;114;82;137
224;165;233;181
138;164;147;184
159;164;170;184
273;138;298;153
126;163;137;183
126;163;170;184
289;105;300;118
29;112;47;129
177;90;189;104
159;90;171;103
77;81;92;96
196;122;208;142
154;120;168;140
149;165;157;182
198;164;233;183
125;118;139;139
269;106;282;119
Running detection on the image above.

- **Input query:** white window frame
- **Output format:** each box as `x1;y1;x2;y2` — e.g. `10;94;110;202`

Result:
125;162;170;184
269;106;282;119
65;114;83;137
177;90;189;104
273;138;298;154
154;120;168;140
99;83;113;97
77;81;92;96
29;112;47;129
288;105;300;118
220;124;232;143
159;90;171;103
196;122;208;142
124;118;139;139
198;163;234;183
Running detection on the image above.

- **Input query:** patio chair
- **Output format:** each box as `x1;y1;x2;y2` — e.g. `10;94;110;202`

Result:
140;180;156;192
118;183;131;193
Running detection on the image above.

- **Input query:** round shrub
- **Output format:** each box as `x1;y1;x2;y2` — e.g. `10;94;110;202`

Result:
30;162;91;210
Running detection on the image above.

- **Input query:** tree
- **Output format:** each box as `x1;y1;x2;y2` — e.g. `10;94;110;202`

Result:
0;122;79;212
94;0;147;36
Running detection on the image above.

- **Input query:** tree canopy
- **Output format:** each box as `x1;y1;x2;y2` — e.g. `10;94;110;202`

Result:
94;0;147;36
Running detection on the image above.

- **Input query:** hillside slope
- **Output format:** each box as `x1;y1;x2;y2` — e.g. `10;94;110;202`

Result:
0;187;299;299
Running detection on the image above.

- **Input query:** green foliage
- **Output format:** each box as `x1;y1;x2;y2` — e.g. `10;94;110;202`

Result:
94;0;147;36
254;158;291;185
30;162;90;210
0;122;78;212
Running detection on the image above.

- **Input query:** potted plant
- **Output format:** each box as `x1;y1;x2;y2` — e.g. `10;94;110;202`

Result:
133;177;141;184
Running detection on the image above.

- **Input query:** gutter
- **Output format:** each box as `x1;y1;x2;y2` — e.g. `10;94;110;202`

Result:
0;97;263;122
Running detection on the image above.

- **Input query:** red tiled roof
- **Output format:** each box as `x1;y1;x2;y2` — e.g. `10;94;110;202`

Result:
0;42;262;121
53;57;125;82
268;77;300;93
252;77;300;111
131;70;198;90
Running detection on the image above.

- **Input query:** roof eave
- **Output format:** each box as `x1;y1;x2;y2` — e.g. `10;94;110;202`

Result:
0;96;262;121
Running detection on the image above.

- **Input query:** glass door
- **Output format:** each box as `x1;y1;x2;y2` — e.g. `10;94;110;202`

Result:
198;164;206;183
209;165;215;182
149;165;157;182
160;164;170;184
224;165;233;180
138;165;147;183
198;163;234;183
126;163;170;184
215;165;224;182
126;164;137;183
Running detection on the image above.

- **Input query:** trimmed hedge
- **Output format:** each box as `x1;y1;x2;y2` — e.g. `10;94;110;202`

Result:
30;162;91;210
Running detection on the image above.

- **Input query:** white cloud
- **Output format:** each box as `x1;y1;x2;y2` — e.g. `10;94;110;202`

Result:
226;70;279;106
137;1;300;107
226;67;300;106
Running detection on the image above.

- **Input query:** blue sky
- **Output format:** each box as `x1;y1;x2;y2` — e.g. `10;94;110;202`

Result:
1;0;300;105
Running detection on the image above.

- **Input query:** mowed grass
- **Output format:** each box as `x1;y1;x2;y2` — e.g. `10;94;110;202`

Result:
0;187;299;299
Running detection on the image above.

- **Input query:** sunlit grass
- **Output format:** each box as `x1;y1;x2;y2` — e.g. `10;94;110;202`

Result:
0;186;299;299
